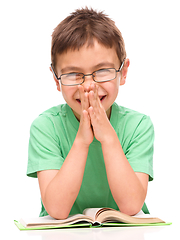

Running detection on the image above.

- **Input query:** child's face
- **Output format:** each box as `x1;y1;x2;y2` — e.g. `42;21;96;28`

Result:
53;40;128;120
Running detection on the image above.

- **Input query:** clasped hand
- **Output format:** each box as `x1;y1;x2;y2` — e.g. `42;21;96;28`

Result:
77;83;115;146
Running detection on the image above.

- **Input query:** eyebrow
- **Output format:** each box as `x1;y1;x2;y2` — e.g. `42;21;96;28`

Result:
61;62;115;74
61;66;82;74
94;62;115;69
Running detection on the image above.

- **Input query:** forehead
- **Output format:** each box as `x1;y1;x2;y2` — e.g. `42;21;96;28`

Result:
56;40;120;73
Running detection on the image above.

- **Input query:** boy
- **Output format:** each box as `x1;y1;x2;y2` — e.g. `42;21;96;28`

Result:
27;8;154;219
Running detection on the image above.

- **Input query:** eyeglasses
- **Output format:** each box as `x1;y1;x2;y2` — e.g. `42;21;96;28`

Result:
51;59;125;86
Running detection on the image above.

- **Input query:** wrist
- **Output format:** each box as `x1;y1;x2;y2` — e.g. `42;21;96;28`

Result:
74;135;91;150
100;129;119;147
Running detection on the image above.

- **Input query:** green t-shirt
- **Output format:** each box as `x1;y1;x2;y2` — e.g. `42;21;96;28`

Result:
27;102;154;216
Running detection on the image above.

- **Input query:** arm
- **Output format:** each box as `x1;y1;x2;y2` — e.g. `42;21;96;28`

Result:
38;89;93;219
88;84;149;215
101;134;149;215
37;138;88;219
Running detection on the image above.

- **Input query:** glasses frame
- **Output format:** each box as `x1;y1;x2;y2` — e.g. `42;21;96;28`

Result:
50;59;125;86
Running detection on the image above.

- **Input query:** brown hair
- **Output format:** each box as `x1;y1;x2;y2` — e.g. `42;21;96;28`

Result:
51;8;126;70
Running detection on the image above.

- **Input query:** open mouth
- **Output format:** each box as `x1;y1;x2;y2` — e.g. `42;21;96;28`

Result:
99;95;106;101
76;99;81;104
76;95;106;104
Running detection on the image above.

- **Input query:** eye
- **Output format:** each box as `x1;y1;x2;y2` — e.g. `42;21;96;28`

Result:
95;69;112;77
94;68;115;81
94;68;114;80
63;72;82;80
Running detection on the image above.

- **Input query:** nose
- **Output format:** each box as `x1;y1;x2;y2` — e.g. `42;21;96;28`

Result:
82;74;94;92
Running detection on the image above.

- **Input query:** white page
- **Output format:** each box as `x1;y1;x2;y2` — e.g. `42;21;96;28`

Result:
20;214;86;227
83;208;102;220
132;210;156;219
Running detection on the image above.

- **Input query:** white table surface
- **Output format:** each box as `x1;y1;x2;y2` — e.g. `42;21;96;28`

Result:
6;222;178;240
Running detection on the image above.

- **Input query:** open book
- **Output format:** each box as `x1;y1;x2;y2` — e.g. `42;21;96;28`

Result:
14;207;170;230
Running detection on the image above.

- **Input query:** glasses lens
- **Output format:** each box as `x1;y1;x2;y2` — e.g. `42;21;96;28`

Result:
61;73;84;86
94;68;116;82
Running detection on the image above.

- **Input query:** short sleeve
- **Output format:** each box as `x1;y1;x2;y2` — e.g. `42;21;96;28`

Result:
27;115;64;178
125;116;154;181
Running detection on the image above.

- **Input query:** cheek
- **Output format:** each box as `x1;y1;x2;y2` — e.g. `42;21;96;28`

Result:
116;74;121;86
61;89;68;101
61;86;77;101
106;80;119;96
107;81;120;103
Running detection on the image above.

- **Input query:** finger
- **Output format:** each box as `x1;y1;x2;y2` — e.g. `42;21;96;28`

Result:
78;85;89;111
89;88;100;110
93;84;99;99
83;109;94;136
88;106;96;122
80;109;89;127
84;92;90;110
89;83;98;99
89;90;96;108
82;109;90;123
78;85;84;105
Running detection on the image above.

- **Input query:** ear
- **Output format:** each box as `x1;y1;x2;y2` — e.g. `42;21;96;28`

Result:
120;58;130;86
49;67;61;92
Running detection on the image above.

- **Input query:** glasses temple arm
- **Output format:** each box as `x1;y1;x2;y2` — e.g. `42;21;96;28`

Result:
50;64;59;80
117;58;126;72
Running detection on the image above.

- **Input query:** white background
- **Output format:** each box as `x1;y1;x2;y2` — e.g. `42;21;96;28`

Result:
0;0;179;230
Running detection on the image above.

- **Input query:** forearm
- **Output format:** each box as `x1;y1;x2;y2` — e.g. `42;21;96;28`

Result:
44;138;89;219
42;87;94;219
101;131;147;215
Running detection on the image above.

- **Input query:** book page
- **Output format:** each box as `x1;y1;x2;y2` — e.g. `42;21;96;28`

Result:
132;211;156;219
83;208;102;221
83;208;157;221
20;214;92;227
